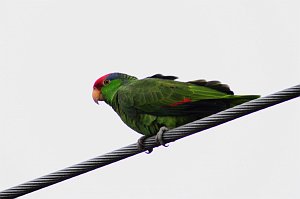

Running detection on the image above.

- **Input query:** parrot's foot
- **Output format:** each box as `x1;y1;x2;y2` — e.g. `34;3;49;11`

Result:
137;136;153;154
137;127;169;154
155;126;169;147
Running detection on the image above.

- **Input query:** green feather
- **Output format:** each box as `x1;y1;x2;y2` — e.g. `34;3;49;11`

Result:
100;73;260;136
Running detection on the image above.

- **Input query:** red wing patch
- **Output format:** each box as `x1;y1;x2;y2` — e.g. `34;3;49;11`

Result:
169;98;192;107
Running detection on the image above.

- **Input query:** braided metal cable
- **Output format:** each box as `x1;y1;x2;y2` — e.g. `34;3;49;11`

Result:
1;84;299;198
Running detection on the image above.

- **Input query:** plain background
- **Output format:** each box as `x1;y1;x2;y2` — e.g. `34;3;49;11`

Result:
1;0;300;198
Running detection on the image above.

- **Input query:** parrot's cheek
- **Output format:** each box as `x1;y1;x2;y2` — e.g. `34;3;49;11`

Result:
92;88;104;104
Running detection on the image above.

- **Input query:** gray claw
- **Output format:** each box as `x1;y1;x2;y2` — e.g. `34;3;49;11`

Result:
155;126;169;147
137;135;153;154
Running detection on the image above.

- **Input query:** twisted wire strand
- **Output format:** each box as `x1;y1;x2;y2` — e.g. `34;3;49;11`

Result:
1;84;299;198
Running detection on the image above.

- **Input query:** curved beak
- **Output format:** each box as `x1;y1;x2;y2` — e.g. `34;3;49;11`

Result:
92;88;104;104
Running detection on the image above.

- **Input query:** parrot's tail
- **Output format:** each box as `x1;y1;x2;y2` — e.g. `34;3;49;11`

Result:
229;95;260;107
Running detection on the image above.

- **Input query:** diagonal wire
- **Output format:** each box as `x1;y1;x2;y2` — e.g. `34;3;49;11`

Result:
0;84;299;198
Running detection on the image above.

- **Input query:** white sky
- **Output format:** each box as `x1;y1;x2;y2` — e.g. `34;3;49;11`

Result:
1;0;300;198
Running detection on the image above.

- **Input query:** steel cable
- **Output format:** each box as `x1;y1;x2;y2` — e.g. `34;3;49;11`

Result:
0;84;299;198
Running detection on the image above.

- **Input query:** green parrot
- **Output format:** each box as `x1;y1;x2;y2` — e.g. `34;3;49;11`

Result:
92;73;259;151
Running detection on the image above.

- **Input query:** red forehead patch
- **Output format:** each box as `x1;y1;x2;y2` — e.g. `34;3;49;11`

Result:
93;73;111;88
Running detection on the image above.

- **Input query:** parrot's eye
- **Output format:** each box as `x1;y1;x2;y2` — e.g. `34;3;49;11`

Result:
103;79;110;85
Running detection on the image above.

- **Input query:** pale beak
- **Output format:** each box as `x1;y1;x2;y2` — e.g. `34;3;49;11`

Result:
92;88;103;104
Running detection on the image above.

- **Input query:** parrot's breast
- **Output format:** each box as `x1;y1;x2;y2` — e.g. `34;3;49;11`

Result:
111;100;199;136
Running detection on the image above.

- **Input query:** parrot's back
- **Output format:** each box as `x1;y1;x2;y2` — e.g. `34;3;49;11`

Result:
109;76;259;136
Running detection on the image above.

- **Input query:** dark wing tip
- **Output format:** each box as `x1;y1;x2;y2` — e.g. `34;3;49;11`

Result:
187;79;234;95
147;74;178;80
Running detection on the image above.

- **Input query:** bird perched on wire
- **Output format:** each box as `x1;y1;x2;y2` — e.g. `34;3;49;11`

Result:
92;73;259;153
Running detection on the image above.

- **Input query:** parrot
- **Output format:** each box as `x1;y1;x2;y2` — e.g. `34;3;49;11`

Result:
92;72;259;152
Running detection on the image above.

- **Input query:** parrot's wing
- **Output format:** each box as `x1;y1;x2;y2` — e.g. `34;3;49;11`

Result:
117;78;234;117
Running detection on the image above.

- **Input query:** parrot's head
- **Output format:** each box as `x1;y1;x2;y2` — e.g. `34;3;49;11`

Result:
92;72;137;105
